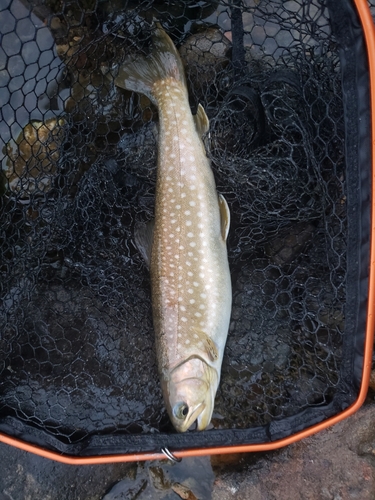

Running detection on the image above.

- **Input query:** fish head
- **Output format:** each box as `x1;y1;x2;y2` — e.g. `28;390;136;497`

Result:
163;357;219;432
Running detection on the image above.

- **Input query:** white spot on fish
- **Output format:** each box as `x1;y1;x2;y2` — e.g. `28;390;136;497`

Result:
181;317;187;322
187;232;194;238
194;312;202;317
185;339;190;344
181;193;186;198
188;289;193;294
189;201;196;207
200;293;207;298
184;210;191;216
193;282;199;287
189;299;195;304
189;242;196;247
176;205;181;209
186;220;192;226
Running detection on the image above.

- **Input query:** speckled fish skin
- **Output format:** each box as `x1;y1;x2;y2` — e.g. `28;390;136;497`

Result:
114;26;231;432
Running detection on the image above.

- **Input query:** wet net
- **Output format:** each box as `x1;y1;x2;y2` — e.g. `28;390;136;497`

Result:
0;0;371;455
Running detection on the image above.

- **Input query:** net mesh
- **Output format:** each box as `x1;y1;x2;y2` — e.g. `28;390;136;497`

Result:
0;0;364;451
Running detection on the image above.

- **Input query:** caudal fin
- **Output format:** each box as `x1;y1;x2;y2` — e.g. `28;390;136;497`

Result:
114;24;186;104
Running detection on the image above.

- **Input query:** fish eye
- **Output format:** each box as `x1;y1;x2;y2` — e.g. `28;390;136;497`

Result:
173;402;189;420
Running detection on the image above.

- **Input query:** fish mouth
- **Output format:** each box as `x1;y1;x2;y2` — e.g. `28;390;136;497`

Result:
172;401;205;432
196;403;213;431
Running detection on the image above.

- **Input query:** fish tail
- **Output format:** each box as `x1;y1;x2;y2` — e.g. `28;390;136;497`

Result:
114;24;186;104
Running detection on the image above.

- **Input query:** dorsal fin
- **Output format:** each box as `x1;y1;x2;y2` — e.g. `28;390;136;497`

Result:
193;103;210;137
218;194;230;241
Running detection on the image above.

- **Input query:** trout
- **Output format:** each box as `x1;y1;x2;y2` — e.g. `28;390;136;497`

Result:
115;25;232;432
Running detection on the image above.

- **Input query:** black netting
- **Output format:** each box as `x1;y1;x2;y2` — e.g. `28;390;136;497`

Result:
0;0;371;455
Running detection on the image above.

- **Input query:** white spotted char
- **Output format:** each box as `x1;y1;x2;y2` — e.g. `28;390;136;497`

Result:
114;25;231;432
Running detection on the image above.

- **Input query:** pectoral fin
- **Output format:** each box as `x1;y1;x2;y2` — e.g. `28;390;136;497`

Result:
218;194;230;241
192;327;219;362
134;219;155;268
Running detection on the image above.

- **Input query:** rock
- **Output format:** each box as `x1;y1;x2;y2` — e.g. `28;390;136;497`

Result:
211;403;375;500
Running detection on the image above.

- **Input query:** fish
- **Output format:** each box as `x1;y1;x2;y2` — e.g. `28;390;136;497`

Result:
114;25;232;432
